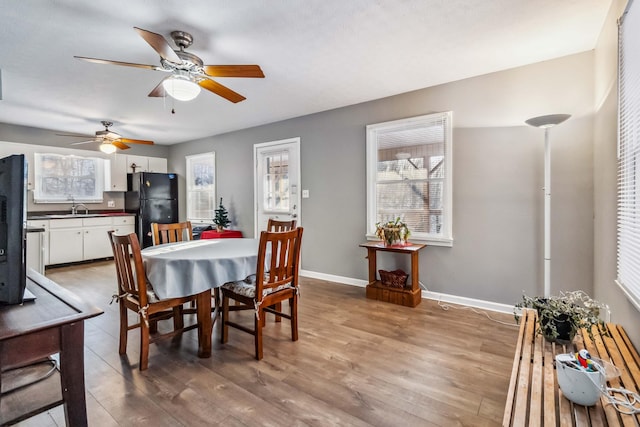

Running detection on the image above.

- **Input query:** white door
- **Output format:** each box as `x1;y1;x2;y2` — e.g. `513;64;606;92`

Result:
254;137;301;235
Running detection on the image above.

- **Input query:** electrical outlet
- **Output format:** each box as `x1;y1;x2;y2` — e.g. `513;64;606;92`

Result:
107;200;115;208
302;189;309;198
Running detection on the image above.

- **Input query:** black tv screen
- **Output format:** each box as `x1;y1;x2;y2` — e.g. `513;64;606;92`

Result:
0;154;27;305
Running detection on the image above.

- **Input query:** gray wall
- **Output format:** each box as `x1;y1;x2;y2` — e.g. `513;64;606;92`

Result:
593;0;640;346
170;50;595;307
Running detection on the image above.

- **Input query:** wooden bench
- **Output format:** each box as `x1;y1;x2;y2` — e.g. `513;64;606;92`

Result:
503;308;640;426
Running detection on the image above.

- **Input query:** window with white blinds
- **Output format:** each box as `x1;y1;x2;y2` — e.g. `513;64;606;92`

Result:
366;112;453;246
186;152;216;223
617;0;640;311
33;153;106;203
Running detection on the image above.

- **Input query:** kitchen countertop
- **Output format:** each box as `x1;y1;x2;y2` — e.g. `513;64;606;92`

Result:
27;212;133;220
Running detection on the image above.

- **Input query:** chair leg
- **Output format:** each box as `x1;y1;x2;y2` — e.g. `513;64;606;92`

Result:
290;296;298;342
255;307;263;360
118;301;128;355
173;306;184;331
274;302;282;323
139;314;151;371
221;294;229;344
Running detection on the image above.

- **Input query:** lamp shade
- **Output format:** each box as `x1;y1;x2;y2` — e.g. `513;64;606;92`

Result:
162;76;201;101
525;114;571;129
99;142;117;154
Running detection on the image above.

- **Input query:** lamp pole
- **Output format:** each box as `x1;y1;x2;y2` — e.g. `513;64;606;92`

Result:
525;114;571;297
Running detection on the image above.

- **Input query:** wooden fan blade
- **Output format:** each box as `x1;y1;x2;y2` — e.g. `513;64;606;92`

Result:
56;132;95;138
74;56;160;70
198;79;246;103
118;138;154;146
134;27;181;63
148;78;168;97
70;140;99;145
203;65;265;78
111;141;130;150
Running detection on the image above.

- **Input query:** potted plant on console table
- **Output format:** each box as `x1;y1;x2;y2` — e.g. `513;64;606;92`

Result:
375;217;411;247
514;290;609;343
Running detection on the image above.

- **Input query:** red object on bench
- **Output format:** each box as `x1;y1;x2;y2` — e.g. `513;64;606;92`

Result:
201;230;243;239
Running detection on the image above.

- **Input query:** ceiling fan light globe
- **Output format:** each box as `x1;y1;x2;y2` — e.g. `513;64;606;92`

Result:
100;143;117;154
162;76;200;101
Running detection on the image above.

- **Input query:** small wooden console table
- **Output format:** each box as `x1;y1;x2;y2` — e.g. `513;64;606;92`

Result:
0;270;103;426
359;241;426;307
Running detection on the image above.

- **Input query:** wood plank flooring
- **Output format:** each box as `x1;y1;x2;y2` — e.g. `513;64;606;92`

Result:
14;260;518;426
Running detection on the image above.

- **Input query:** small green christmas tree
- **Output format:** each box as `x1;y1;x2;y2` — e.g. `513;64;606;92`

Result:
213;197;231;230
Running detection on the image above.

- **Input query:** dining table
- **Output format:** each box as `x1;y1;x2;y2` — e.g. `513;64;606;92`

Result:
140;238;264;357
140;238;262;300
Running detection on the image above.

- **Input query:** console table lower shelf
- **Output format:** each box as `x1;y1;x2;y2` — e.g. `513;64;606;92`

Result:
359;241;426;308
365;281;422;307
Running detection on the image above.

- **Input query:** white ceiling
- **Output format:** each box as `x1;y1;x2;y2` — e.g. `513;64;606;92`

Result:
0;0;611;146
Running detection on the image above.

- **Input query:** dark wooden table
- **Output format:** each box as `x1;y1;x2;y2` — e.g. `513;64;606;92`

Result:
0;270;103;426
359;241;426;307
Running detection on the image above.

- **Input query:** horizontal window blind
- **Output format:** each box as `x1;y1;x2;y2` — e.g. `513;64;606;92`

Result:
186;152;216;222
617;0;640;311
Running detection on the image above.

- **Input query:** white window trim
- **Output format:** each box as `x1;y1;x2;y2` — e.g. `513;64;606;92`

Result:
185;152;216;224
366;112;453;247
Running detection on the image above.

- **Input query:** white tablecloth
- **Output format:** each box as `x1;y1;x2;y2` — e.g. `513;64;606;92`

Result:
141;238;260;299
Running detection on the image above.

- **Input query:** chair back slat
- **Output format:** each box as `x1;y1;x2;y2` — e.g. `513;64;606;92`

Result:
152;222;193;246
108;230;149;306
255;228;303;301
267;219;297;232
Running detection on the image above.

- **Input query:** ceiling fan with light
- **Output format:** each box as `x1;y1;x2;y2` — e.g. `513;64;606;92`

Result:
74;27;264;103
58;121;154;153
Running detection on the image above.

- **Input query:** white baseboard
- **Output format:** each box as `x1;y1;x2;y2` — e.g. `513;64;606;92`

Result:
300;269;368;287
300;269;514;314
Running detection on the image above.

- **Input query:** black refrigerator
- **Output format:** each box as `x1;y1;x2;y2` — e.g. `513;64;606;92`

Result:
125;172;178;248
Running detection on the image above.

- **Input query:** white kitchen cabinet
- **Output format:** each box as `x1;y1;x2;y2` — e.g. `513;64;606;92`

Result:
112;215;135;235
126;155;148;173
106;154;169;191
49;228;84;265
26;230;45;274
46;215;135;265
108;153;128;191
120;155;168;179
147;157;167;173
26;219;49;266
82;216;113;260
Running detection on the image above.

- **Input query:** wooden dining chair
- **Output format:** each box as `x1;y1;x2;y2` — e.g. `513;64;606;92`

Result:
108;230;200;370
151;221;193;245
267;218;297;232
265;218;297;321
220;227;304;360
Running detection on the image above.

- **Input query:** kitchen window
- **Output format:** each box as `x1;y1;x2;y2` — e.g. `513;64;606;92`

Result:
366;112;453;246
33;153;106;203
186;152;216;224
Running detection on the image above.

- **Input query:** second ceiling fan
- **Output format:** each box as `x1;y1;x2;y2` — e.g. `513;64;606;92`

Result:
58;121;153;153
75;27;264;103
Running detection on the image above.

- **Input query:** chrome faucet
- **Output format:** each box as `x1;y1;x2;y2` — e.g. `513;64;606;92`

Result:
71;202;89;215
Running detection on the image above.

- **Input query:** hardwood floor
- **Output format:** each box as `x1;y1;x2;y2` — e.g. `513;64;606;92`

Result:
15;261;518;426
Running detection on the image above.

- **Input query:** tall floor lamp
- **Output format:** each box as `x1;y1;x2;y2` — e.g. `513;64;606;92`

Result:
525;113;571;297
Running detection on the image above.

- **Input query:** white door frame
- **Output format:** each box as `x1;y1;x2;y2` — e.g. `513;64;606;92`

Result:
253;137;301;236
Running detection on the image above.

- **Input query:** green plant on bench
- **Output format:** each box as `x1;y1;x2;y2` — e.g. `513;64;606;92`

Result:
514;290;609;342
